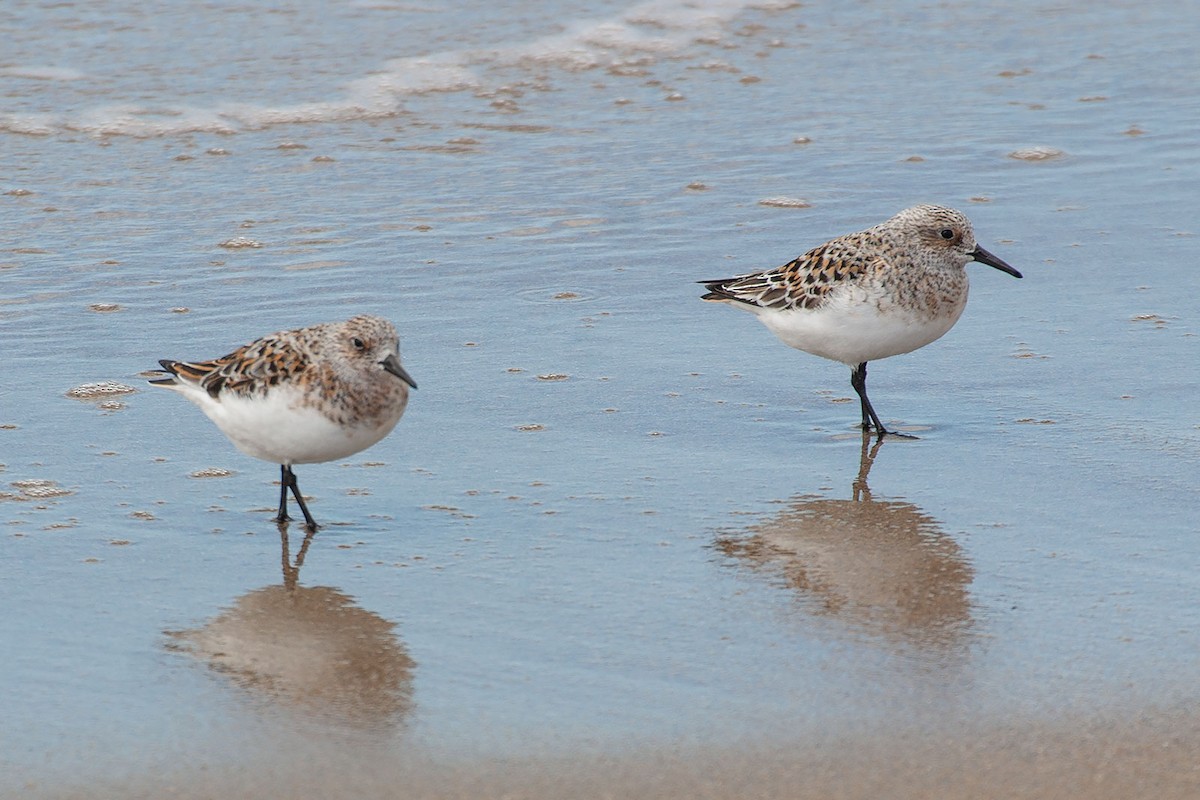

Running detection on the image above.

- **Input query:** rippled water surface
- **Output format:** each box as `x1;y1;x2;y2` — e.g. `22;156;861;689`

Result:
2;0;1199;796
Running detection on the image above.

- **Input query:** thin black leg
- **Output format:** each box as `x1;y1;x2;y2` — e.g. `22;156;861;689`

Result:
276;464;291;523
282;464;319;530
277;464;318;529
850;361;888;436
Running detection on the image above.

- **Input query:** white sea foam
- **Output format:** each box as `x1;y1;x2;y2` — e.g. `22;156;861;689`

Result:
342;56;481;116
0;65;87;81
0;113;59;136
0;0;764;138
507;0;759;69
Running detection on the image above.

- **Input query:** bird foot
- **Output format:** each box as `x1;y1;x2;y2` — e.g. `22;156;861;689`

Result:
860;423;919;440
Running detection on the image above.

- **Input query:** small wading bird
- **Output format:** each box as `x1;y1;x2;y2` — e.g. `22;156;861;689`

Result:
700;205;1021;437
150;314;416;529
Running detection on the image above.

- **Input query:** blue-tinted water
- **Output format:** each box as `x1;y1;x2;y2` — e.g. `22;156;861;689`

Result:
2;0;1199;795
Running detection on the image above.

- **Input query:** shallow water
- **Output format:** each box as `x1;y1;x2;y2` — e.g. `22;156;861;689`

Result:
3;0;1200;795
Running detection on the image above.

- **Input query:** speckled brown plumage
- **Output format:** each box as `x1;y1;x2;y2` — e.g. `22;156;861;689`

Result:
150;314;417;528
699;205;1021;437
154;315;414;429
700;206;998;314
702;233;887;311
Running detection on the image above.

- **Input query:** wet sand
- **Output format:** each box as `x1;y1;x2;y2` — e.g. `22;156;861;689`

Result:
5;0;1200;794
35;707;1200;800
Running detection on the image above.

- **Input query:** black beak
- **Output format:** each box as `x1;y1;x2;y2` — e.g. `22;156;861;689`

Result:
971;245;1022;278
381;354;417;388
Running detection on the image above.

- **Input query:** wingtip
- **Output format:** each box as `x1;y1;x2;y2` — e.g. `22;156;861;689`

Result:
147;359;180;387
699;277;733;299
699;278;740;302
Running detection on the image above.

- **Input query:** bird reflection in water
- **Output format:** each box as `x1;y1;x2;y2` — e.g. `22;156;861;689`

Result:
716;435;973;652
167;528;415;730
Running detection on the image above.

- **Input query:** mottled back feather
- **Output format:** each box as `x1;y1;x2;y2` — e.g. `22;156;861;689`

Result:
701;231;885;311
154;333;310;399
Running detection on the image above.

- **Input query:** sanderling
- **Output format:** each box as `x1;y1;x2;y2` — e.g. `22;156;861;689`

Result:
700;205;1021;436
150;314;416;528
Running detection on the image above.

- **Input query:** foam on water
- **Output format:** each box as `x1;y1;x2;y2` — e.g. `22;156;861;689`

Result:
6;0;1199;789
0;65;87;81
0;0;770;138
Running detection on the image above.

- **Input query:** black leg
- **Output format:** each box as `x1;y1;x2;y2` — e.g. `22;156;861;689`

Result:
850;361;888;436
282;464;319;530
278;462;319;532
276;464;291;523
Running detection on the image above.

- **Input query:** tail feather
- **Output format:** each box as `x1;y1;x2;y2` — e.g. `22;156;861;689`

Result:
147;359;180;386
162;359;218;384
149;358;234;398
148;358;217;388
698;278;752;304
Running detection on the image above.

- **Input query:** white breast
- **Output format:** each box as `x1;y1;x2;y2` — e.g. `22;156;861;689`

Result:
166;382;408;465
748;288;968;365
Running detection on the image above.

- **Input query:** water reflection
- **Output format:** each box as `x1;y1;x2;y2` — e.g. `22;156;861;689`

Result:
168;528;415;730
716;435;973;651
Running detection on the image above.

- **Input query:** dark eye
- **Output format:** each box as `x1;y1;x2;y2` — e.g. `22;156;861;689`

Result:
351;337;366;351
939;228;955;240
